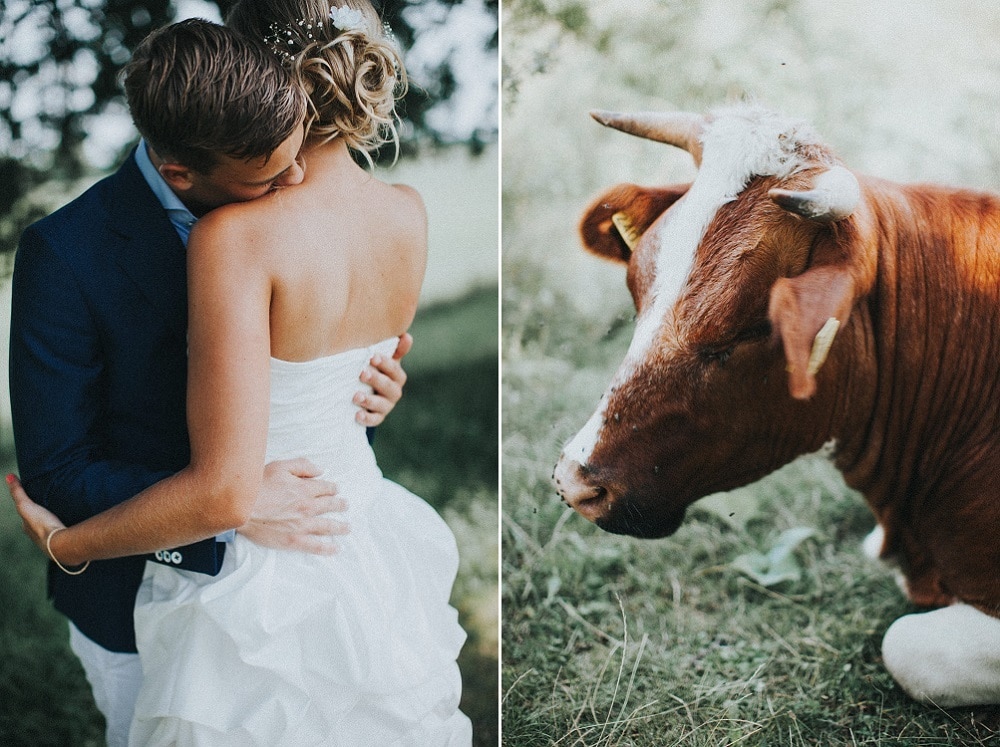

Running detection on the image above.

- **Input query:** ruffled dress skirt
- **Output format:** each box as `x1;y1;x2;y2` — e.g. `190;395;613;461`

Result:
128;341;470;745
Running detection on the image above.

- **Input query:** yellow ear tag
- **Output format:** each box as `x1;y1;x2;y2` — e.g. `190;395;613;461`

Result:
807;317;840;376
611;211;640;251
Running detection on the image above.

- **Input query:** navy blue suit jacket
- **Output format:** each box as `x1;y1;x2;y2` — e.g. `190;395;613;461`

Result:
9;151;224;653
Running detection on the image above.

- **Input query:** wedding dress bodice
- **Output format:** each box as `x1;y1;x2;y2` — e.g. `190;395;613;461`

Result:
264;338;397;495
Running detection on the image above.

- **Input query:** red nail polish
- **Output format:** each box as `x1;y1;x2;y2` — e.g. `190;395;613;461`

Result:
5;474;14;485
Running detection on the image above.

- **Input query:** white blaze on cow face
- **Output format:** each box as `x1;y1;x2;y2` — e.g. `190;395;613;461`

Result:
562;400;607;464
564;104;823;466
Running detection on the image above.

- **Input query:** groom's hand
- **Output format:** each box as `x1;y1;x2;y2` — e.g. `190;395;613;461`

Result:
238;458;347;555
354;332;412;427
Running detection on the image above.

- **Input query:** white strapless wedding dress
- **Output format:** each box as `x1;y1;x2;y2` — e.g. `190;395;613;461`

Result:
128;339;470;746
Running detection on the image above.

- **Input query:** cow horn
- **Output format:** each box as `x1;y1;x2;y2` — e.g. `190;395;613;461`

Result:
769;165;860;222
591;110;704;166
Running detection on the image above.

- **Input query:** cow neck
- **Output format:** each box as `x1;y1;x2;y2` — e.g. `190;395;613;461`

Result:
835;178;1000;525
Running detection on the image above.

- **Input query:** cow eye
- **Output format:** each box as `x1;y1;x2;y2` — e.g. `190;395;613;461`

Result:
701;347;734;365
698;321;772;366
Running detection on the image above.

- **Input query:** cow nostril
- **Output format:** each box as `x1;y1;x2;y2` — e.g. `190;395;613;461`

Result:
554;457;611;520
578;486;606;508
570;485;609;521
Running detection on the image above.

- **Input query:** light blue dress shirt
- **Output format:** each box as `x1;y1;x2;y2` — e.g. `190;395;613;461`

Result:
134;141;236;544
134;140;198;245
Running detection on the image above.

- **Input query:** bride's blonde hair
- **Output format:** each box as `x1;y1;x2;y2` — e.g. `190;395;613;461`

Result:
227;0;406;165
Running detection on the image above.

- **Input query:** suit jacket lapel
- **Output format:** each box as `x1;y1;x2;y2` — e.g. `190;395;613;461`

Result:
101;150;189;340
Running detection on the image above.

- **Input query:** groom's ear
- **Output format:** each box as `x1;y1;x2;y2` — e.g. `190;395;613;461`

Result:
158;163;196;192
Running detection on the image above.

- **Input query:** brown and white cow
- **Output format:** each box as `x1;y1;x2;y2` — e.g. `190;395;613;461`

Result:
553;103;1000;707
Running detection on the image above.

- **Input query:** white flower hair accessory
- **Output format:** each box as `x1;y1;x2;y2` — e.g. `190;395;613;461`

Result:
329;5;366;32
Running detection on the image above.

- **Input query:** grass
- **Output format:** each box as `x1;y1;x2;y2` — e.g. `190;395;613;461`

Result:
501;268;1000;746
375;285;499;513
0;286;498;746
376;285;499;747
0;490;105;746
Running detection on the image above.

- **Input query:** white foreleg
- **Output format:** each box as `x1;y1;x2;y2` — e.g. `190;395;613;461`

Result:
881;603;1000;707
861;524;884;560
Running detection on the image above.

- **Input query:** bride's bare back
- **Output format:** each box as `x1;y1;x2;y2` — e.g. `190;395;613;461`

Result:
191;138;426;362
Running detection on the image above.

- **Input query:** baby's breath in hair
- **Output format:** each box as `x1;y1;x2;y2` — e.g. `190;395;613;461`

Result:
264;19;320;63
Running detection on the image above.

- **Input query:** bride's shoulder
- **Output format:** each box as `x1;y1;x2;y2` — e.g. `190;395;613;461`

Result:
387;181;425;213
388;181;423;205
188;197;284;261
383;182;427;233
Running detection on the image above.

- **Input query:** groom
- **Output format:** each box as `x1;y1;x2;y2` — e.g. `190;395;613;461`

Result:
9;19;409;745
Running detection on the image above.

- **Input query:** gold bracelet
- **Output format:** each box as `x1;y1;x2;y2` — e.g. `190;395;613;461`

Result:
46;528;90;576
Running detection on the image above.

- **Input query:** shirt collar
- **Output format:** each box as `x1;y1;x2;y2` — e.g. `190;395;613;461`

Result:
134;139;197;236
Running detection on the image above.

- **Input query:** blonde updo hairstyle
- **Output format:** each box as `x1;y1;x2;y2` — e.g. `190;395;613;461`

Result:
227;0;406;164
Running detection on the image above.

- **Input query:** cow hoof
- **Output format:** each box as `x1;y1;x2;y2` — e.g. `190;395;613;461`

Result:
882;604;1000;708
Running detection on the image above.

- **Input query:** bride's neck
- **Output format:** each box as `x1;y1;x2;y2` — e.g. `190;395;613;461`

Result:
302;138;356;172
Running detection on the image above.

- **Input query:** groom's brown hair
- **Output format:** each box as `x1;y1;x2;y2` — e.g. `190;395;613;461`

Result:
124;19;306;173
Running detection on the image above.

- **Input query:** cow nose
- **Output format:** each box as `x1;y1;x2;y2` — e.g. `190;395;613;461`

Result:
553;455;609;522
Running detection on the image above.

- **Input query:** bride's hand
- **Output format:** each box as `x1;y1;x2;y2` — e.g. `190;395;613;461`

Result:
355;333;412;427
6;473;65;555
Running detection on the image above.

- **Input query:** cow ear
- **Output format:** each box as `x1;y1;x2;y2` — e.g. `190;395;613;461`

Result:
768;264;855;400
579;183;689;263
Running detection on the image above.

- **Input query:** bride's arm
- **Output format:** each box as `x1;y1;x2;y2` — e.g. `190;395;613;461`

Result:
26;213;294;566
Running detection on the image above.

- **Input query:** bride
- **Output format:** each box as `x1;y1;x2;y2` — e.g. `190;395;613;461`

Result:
9;1;470;744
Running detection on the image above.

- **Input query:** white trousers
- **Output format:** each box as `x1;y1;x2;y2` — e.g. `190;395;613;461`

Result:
68;622;143;747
